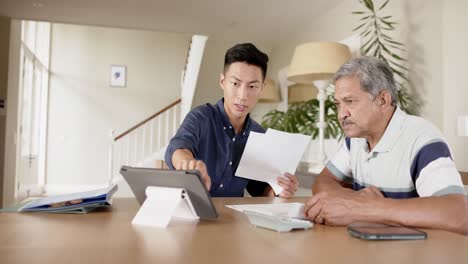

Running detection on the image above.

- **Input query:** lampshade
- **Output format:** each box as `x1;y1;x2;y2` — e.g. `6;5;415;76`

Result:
259;78;281;102
458;115;468;137
288;83;318;103
287;42;352;83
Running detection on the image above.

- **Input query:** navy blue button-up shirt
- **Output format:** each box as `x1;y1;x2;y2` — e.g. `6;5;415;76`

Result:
165;98;269;197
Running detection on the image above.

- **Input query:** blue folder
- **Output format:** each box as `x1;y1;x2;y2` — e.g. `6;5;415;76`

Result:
17;184;118;214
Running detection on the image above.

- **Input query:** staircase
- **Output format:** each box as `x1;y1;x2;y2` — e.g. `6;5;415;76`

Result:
109;98;182;179
108;35;207;196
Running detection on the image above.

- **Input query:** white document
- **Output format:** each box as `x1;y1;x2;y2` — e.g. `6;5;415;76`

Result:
226;202;306;219
235;129;310;194
132;186;199;228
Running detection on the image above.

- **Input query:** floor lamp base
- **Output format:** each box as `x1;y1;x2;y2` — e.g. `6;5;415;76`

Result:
298;160;325;174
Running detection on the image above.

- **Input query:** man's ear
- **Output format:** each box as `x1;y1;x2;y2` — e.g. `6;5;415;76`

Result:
379;90;392;107
219;73;225;91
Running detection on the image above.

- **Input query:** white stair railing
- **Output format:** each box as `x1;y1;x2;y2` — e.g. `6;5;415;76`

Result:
108;99;181;183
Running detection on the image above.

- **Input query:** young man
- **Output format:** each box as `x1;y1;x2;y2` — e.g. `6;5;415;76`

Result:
165;43;298;198
304;56;468;234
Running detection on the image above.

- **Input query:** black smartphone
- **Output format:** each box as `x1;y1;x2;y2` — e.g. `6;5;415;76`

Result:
347;223;427;240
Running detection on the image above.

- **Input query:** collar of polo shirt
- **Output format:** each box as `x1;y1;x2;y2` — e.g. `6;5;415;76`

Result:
370;107;407;154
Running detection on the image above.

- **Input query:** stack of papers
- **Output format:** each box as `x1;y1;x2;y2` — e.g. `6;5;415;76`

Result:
226;202;306;219
236;129;310;194
18;184;118;214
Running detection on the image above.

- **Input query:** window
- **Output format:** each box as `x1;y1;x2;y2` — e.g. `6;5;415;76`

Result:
17;20;50;198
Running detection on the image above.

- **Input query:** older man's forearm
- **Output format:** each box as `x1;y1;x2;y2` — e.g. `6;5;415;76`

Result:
312;168;348;194
373;194;468;235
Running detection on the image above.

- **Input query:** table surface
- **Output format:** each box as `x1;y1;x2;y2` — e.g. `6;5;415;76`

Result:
1;197;467;264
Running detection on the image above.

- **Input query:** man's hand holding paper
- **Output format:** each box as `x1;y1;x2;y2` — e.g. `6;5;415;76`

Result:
236;129;310;196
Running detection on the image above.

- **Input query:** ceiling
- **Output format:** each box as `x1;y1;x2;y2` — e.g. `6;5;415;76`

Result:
0;0;344;43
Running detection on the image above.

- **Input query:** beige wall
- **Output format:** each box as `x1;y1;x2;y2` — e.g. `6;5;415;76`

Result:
47;23;190;185
442;0;468;171
0;16;10;206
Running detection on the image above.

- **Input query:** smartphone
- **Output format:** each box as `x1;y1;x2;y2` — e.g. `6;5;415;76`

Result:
347;223;427;240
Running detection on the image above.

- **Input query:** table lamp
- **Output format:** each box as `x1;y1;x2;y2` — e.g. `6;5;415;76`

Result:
288;83;318;103
287;42;351;169
259;78;281;103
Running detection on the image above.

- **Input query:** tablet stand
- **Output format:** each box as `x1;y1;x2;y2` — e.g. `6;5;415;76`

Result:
132;186;199;228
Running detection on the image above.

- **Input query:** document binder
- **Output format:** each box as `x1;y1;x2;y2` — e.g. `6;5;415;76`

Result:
18;184;118;214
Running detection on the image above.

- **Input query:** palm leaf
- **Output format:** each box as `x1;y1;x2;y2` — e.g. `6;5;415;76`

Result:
362;0;375;11
378;0;390;10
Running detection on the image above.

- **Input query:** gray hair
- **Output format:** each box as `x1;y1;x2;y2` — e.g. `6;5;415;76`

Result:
333;56;398;105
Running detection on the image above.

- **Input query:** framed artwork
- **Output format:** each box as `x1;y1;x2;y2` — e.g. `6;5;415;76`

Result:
110;65;126;87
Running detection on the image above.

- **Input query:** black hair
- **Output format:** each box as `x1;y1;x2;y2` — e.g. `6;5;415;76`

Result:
224;43;269;79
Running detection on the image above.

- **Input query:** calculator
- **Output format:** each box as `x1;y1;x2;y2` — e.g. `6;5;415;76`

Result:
244;210;313;232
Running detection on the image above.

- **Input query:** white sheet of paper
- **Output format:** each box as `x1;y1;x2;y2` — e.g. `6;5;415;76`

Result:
226;202;306;219
235;129;310;194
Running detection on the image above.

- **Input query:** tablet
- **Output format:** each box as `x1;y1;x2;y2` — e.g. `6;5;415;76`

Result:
120;166;218;219
347;223;427;240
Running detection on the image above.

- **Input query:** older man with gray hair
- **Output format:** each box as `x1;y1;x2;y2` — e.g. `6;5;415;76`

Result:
304;56;468;234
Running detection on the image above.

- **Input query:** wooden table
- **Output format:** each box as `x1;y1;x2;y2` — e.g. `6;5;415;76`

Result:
1;197;467;264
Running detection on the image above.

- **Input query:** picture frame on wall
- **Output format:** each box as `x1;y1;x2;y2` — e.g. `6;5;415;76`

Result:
110;65;126;87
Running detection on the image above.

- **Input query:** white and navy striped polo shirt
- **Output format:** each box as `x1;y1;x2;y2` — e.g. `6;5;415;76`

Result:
327;107;464;198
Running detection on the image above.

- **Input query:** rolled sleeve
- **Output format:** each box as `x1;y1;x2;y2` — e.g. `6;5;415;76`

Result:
411;141;465;197
164;110;203;169
415;157;465;197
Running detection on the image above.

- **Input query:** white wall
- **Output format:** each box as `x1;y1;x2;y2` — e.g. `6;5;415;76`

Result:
47;23;190;186
442;0;468;171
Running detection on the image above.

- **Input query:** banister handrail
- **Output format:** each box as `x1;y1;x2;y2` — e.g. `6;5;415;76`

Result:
114;98;181;141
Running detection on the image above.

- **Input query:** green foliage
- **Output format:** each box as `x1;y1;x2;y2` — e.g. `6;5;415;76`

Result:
261;95;342;139
353;0;417;114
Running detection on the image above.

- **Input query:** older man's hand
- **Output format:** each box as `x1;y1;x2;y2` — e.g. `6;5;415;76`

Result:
304;186;384;225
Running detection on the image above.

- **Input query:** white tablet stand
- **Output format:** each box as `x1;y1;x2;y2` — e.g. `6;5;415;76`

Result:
132;186;199;228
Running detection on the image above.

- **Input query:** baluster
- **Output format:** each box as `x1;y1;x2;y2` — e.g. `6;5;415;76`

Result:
149;119;154;155
125;136;130;167
165;110;170;147
133;132;138;166
173;104;178;136
157;116;162;151
142;125;146;162
115;140;121;178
